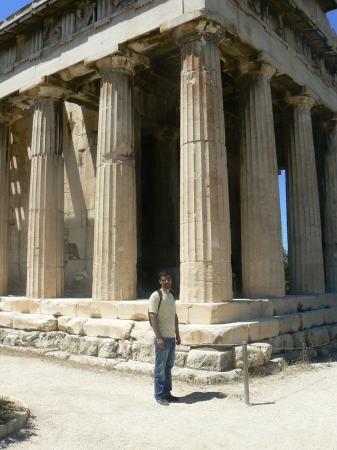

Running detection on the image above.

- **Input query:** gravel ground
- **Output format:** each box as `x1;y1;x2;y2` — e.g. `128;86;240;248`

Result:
1;351;337;450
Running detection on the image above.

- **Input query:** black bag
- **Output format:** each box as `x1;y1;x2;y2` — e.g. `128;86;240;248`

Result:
148;289;175;326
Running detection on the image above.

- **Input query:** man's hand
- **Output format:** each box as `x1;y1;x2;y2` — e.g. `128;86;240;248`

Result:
176;336;181;346
157;337;165;349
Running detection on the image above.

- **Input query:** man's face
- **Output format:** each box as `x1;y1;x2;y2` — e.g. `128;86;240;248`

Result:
159;276;172;291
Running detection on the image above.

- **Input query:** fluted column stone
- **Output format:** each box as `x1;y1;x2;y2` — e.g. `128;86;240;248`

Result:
176;23;232;302
324;116;337;292
0;120;10;295
92;56;137;301
286;94;325;294
26;97;64;298
239;62;285;298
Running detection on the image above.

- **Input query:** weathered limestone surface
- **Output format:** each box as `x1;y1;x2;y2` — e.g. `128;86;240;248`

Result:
186;348;233;371
83;318;134;339
324;118;337;292
179;323;249;346
92;56;137;301
0;122;9;296
234;343;272;369
58;316;88;335
12;314;58;332
240;62;284;298
287;95;325;294
178;24;232;302
26;97;64;298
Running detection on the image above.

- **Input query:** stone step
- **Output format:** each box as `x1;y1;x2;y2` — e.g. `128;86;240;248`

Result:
1;305;337;345
1;294;337;325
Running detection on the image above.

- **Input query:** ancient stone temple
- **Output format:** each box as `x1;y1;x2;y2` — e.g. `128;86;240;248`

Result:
0;0;337;377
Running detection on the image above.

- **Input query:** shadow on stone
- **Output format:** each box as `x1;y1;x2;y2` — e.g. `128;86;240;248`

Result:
178;391;226;404
0;414;38;449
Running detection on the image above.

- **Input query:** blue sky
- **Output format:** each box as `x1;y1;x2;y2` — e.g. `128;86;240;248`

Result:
1;2;337;250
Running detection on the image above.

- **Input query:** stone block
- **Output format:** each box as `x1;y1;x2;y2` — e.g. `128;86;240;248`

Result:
58;335;81;353
13;314;58;332
83;319;134;340
36;331;66;349
116;301;148;321
79;337;99;356
234;343;272;369
2;298;40;314
176;299;274;325
305;326;330;347
323;308;337;325
98;340;117;358
58;316;88;335
130;321;154;343
277;314;301;334
16;331;40;347
302;310;325;329
174;352;187;367
0;312;14;328
40;299;78;317
75;300;118;319
3;332;19;346
328;324;337;340
247;319;279;341
179;323;248;346
186;349;233;371
132;341;155;363
292;331;306;350
268;334;293;354
98;302;118;319
117;340;132;359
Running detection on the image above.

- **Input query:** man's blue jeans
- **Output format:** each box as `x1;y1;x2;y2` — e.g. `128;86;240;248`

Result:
154;337;175;399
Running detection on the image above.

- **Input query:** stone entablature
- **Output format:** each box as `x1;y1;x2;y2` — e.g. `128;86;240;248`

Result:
243;0;337;89
0;1;336;112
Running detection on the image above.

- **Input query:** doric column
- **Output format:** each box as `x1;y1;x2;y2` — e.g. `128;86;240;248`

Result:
176;22;232;302
286;94;325;294
0;116;10;296
324;116;337;292
239;62;284;298
92;55;137;301
26;95;64;298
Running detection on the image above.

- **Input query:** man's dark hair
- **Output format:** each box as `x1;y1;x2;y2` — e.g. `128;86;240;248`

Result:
158;271;172;279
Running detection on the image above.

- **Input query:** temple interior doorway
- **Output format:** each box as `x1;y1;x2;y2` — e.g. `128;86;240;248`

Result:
137;131;180;298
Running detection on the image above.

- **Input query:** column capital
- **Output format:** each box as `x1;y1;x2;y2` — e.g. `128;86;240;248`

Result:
330;113;337;131
20;76;71;100
285;92;316;110
0;104;23;125
173;19;226;47
89;46;150;76
239;61;276;81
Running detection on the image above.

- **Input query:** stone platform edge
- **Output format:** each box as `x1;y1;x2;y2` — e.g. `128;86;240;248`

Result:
0;294;336;324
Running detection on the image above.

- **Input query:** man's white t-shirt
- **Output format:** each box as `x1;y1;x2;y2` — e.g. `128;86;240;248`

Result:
149;290;176;338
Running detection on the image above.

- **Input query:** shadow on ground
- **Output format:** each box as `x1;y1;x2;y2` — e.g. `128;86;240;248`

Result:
178;392;226;404
0;414;38;449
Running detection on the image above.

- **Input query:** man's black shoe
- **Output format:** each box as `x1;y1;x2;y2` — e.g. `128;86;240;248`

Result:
166;394;180;402
156;398;169;406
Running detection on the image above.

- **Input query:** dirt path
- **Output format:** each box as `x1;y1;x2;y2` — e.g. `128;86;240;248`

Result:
1;352;337;449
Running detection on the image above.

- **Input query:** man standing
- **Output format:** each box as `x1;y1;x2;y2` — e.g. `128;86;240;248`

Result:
149;271;181;405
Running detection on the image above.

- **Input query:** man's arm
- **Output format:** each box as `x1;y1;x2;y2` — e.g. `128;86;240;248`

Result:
149;313;165;349
175;314;181;345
